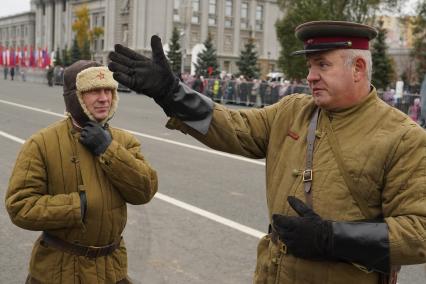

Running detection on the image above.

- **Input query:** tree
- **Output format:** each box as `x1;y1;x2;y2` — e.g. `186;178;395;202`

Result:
194;33;219;77
70;38;81;64
236;37;260;80
72;5;90;50
72;4;104;60
62;46;71;66
54;47;62;66
411;0;426;83
167;27;182;74
371;19;395;90
276;0;401;80
81;39;91;60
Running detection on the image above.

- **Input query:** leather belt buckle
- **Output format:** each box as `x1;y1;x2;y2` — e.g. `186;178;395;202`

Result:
85;245;101;258
303;169;313;182
279;242;287;254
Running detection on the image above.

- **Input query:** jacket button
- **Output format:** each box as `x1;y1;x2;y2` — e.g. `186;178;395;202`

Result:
292;169;300;177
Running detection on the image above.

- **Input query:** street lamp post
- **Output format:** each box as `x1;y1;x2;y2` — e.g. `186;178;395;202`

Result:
267;51;271;74
179;0;192;75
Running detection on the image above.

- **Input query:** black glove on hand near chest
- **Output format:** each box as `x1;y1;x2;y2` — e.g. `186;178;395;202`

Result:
272;196;390;274
272;196;332;259
79;122;112;156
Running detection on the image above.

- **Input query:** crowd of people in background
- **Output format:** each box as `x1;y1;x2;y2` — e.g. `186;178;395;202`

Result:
1;66;424;128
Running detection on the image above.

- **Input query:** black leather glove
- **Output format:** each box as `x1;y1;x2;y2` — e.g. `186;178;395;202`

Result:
272;196;332;259
108;35;179;102
79;122;112;156
272;196;390;274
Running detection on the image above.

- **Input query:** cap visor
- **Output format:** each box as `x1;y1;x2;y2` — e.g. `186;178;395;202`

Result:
291;48;334;56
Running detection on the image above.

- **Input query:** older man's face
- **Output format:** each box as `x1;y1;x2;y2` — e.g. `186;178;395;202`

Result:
82;88;112;121
306;49;357;111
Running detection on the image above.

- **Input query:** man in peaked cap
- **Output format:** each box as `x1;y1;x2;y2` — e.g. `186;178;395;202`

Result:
108;21;426;283
6;60;158;284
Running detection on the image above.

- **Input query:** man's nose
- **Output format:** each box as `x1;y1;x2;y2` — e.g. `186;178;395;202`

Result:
97;90;109;100
306;68;319;83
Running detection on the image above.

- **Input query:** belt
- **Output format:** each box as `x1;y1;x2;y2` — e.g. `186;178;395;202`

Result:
41;232;121;258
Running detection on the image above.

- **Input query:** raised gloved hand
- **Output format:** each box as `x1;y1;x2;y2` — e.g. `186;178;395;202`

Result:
79;121;112;156
272;196;332;259
108;35;179;102
272;196;390;274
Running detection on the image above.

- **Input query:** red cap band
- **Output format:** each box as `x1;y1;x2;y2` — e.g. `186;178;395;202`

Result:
304;36;370;50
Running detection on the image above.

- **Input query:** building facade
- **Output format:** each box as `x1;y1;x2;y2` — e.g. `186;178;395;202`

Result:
0;12;36;50
2;0;282;77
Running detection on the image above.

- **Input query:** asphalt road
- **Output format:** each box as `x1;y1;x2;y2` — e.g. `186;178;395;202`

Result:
0;80;424;284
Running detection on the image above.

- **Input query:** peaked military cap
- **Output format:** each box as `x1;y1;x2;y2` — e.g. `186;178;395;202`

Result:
291;20;378;56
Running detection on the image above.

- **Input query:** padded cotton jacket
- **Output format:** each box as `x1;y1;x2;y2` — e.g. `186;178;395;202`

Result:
167;89;426;284
6;118;158;283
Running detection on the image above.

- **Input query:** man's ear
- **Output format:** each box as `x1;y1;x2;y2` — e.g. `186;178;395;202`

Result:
353;57;367;82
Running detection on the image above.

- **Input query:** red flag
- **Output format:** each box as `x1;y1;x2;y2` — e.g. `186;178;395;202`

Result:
29;46;35;67
0;46;3;66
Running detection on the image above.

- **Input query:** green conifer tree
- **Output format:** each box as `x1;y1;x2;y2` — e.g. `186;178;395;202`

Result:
62;45;71;66
54;47;62;66
236;38;260;80
371;19;395;90
167;27;182;74
81;39;91;60
194;33;219;77
70;38;81;64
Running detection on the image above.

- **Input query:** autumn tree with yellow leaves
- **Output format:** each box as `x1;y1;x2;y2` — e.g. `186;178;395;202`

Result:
71;5;104;61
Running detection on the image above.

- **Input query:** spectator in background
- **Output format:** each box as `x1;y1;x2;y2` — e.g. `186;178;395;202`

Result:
3;66;8;80
408;97;421;124
382;87;394;106
192;74;204;94
10;67;15;81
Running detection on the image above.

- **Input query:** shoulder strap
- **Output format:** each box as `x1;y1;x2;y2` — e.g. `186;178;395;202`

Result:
325;119;373;219
303;107;320;208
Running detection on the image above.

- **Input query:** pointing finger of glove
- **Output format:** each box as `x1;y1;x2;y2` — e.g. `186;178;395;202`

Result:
112;72;134;90
287;196;317;217
109;50;150;68
108;61;134;76
151;35;168;66
114;44;147;61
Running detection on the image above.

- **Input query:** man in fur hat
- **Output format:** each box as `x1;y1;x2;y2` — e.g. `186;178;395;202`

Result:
6;60;158;284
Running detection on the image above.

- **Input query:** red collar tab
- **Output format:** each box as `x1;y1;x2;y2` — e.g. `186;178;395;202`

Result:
304;36;370;50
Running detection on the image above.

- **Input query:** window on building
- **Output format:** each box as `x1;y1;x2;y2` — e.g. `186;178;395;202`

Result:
256;5;264;30
101;39;104;50
42;3;46;15
21;25;24;37
122;24;129;45
101;15;105;27
62;0;66;12
208;0;217;26
0;29;2;41
225;0;233;28
240;2;249;29
192;0;200;24
173;0;180;22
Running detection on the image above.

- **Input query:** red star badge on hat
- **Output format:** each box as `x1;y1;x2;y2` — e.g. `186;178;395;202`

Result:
96;71;105;80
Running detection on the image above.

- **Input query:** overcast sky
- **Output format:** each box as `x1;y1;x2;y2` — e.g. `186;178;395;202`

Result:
0;0;30;18
0;0;420;18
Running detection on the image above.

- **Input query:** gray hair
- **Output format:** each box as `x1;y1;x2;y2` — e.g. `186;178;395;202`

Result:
341;49;372;82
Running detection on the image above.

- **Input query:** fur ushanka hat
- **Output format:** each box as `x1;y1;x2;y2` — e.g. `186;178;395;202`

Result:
63;60;119;126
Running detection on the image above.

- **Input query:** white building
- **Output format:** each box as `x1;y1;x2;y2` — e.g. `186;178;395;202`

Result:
12;0;282;77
